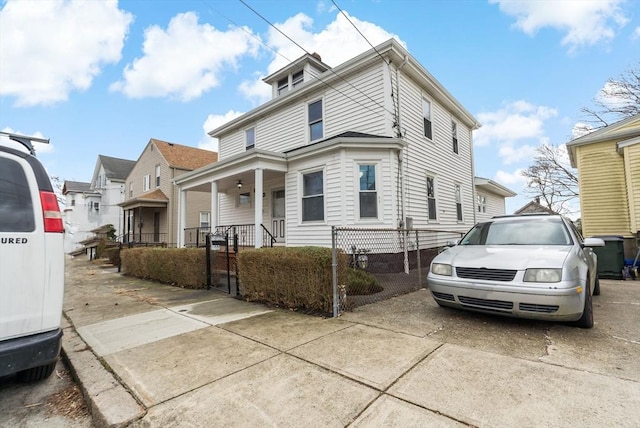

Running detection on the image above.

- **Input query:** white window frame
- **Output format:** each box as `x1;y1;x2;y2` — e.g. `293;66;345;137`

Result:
245;127;255;150
308;99;324;142
301;168;325;222
452;120;458;154
357;163;378;220
426;174;437;221
277;77;289;95
199;211;210;228
237;191;251;207
292;70;304;88
477;194;486;213
422;97;433;140
155;165;161;187
455;183;463;222
143;174;150;192
93;202;100;212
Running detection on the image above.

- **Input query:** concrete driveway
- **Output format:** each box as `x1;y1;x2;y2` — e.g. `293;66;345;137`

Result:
62;257;640;427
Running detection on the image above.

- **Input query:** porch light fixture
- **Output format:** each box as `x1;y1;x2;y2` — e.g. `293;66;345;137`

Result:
237;180;243;189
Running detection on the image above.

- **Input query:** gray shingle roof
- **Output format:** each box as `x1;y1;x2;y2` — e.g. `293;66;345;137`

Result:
99;155;136;180
63;181;92;194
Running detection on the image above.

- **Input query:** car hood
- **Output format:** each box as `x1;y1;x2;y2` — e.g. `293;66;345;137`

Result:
436;245;571;270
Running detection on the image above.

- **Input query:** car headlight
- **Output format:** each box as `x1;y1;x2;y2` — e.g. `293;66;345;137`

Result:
431;263;452;276
524;268;562;283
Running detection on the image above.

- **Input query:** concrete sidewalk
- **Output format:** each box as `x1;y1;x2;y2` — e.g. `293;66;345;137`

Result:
62;257;640;427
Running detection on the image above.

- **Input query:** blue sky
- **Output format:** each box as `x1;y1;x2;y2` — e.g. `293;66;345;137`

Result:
1;0;639;215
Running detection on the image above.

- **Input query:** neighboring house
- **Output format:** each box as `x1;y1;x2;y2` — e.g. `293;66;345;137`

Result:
119;139;218;246
174;39;481;249
62;181;101;253
566;113;640;258
474;177;517;222
90;155;136;238
514;198;557;216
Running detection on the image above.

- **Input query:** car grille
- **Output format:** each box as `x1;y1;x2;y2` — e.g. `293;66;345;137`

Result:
456;267;517;282
431;291;455;301
519;303;559;313
458;295;513;311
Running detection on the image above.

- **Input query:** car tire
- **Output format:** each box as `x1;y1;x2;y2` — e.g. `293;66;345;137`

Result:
17;361;56;382
574;278;594;329
593;274;601;296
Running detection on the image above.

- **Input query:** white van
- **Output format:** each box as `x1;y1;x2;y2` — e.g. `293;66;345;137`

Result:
0;134;65;381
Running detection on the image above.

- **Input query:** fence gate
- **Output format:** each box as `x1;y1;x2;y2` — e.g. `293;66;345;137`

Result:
331;227;463;317
205;233;239;295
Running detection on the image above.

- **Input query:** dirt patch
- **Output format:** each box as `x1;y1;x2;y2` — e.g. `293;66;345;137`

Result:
45;369;90;421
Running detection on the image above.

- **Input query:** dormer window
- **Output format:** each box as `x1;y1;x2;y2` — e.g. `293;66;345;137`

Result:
277;77;289;95
292;70;304;88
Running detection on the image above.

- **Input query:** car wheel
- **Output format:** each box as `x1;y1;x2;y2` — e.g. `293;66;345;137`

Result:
574;278;594;329
593;273;601;296
17;361;56;382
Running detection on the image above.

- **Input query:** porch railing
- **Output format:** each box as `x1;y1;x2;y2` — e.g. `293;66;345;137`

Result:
121;232;168;245
184;224;276;248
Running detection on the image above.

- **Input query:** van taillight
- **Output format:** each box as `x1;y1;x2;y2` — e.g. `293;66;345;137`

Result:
40;191;64;233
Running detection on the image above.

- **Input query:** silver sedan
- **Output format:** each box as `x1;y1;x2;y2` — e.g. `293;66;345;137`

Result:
427;214;605;328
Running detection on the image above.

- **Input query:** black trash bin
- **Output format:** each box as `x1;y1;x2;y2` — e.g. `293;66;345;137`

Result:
592;235;625;280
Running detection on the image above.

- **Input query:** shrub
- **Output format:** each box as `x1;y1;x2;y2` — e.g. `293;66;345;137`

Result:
346;268;383;295
120;247;217;289
238;246;347;315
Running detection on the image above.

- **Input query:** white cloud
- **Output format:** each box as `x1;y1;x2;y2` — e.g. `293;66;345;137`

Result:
1;127;54;154
633;26;640;39
198;110;245;152
495;168;527;189
571;122;593;139
110;12;260;101
0;0;132;106
498;143;537;165
239;11;404;104
474;100;558;149
490;0;628;52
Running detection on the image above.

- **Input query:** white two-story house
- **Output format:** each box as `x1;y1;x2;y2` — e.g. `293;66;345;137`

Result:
90;155;136;237
174;39;481;249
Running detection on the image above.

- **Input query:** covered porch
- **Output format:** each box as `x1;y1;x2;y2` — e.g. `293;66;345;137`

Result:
119;189;170;245
174;149;288;248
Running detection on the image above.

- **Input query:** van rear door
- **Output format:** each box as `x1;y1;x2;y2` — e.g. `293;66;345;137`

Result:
0;153;50;340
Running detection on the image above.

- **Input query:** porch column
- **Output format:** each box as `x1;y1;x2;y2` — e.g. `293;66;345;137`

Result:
211;180;219;231
177;188;187;247
254;168;264;248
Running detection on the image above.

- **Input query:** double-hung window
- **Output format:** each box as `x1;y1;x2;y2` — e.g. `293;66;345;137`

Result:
143;174;150;192
245;127;255;150
427;175;437;220
292;70;304;88
277;77;288;95
155;165;161;187
359;164;377;218
452;121;458;154
308;100;323;141
199;212;210;229
302;170;324;221
422;98;432;140
455;184;463;221
477;194;486;213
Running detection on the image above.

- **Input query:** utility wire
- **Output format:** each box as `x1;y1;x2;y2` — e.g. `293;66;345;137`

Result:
238;0;396;120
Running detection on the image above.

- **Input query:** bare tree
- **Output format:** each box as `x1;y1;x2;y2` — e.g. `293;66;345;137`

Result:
521;144;579;215
577;60;640;132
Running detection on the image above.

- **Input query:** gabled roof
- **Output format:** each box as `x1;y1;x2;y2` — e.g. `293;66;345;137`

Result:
62;181;94;194
514;200;557;215
209;38;480;138
98;155;136;180
474;177;517;197
151;138;218;170
263;52;331;85
566;113;640;167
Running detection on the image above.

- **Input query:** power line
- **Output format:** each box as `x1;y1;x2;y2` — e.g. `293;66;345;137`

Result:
237;0;396;120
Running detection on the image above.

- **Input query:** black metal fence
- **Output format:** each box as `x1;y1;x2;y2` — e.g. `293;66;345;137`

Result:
331;227;464;316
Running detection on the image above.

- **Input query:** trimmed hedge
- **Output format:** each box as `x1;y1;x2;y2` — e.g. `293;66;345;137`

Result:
238;246;347;314
120;247;217;289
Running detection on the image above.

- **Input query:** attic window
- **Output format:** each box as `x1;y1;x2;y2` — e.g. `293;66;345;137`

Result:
292;70;304;88
277;77;289;95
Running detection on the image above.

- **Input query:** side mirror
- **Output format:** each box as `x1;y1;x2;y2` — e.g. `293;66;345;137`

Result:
583;237;605;247
447;239;460;247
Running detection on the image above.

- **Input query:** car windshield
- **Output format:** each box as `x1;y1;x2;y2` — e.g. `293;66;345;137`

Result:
460;218;573;246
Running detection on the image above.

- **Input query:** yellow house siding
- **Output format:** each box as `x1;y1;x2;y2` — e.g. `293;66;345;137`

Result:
624;143;640;233
576;141;631;237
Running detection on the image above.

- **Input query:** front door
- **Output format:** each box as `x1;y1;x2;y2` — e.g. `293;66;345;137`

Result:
271;189;285;243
